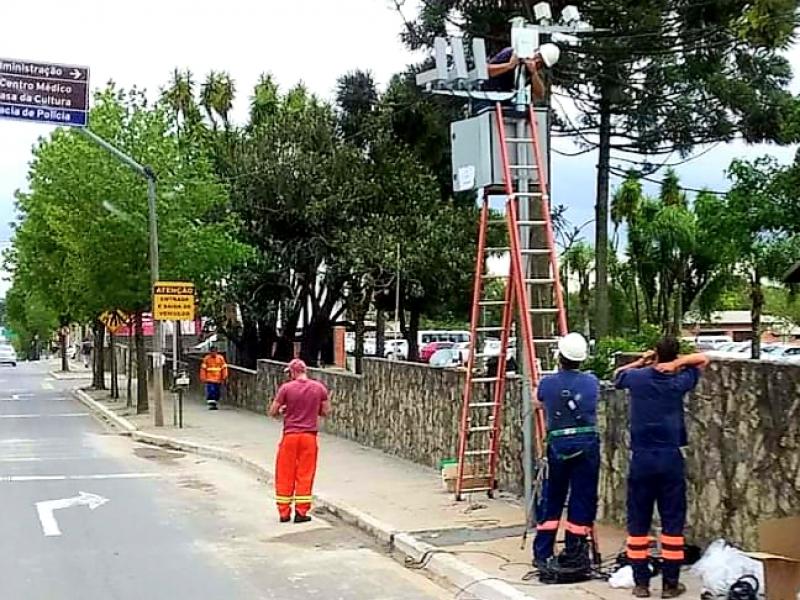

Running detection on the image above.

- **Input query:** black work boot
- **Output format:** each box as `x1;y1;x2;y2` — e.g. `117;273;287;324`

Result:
661;582;686;598
294;513;312;523
632;585;651;598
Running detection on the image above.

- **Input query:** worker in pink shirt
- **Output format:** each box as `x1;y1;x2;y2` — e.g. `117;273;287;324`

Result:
268;359;331;523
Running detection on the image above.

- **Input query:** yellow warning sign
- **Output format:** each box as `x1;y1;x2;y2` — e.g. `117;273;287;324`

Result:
153;281;195;321
100;309;130;334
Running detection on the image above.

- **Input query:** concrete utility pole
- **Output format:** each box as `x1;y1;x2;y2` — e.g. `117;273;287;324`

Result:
79;128;165;427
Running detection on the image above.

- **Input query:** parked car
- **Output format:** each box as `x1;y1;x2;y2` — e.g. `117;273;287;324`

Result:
429;347;463;369
0;344;18;367
765;345;800;364
419;341;455;363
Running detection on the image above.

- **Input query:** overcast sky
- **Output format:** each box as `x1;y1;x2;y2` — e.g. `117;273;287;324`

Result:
1;0;798;297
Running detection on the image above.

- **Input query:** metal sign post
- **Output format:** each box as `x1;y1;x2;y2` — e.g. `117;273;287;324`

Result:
79;128;166;428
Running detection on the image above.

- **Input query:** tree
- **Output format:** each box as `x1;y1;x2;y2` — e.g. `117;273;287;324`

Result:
4;284;57;359
563;240;594;336
395;0;800;339
9;84;246;409
706;157;800;357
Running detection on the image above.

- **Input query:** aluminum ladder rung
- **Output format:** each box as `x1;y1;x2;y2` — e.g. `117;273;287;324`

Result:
469;402;497;408
509;165;538;170
516;220;546;226
525;278;555;284
488;219;507;225
478;300;508;307
471;377;500;384
469;426;494;433
515;192;543;197
485;247;510;252
458;486;493;493
530;308;559;314
464;449;493;456
476;326;504;332
531;338;559;344
506;137;533;143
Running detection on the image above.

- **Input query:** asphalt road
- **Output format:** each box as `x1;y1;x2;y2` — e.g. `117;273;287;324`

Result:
0;361;450;600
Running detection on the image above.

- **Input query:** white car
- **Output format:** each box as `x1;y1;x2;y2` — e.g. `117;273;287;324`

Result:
765;345;800;364
384;339;409;360
0;345;18;366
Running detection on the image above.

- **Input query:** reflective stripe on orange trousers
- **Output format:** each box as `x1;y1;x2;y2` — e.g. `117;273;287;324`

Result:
274;432;318;519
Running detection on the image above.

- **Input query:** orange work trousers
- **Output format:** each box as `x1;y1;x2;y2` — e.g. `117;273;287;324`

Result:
275;432;318;519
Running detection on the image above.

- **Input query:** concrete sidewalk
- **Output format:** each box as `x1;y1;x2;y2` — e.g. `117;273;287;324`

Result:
75;374;703;600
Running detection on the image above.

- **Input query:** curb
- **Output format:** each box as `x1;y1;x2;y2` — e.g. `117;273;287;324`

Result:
73;389;137;434
51;370;93;380
78;397;534;600
394;533;534;600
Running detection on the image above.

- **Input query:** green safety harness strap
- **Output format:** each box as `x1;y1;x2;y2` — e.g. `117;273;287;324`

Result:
547;425;598;442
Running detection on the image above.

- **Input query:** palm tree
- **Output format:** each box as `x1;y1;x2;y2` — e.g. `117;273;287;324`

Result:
563;240;594;337
165;69;200;131
250;73;279;127
201;71;221;130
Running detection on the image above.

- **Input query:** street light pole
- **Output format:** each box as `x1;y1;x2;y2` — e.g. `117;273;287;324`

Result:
79;128;165;427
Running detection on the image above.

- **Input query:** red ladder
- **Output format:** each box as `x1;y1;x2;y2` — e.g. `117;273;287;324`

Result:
454;102;567;500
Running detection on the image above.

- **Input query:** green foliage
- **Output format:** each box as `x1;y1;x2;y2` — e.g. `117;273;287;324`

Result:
4;284;57;355
611;170;727;333
7;83;248;339
584;337;639;380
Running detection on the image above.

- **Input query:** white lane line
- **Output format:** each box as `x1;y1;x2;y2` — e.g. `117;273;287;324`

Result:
0;456;102;463
0;413;90;419
41;382;54;390
0;393;34;401
0;473;161;483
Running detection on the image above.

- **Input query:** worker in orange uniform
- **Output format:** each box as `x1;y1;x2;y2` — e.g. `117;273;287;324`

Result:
269;358;331;523
199;346;228;410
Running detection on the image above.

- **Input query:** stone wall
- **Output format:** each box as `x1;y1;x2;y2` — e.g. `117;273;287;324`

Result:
179;355;800;548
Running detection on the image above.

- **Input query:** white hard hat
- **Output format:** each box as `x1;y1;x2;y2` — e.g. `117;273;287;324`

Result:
558;332;588;362
538;43;560;68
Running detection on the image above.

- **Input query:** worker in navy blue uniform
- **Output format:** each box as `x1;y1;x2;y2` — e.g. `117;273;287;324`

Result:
472;43;560;114
614;337;709;599
534;333;600;570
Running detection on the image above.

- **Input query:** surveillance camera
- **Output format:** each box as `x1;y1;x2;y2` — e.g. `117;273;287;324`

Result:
562;5;580;24
534;2;552;23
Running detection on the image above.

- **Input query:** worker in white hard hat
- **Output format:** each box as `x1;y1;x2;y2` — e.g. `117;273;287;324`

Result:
533;332;600;580
484;42;560;102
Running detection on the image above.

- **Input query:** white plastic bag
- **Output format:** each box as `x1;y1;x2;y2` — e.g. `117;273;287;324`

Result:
690;539;764;596
609;565;635;589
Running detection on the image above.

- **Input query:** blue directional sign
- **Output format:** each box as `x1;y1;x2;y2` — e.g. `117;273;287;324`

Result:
0;58;89;127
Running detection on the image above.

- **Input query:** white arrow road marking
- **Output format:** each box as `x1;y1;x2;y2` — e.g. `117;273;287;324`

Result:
36;491;109;537
0;472;160;483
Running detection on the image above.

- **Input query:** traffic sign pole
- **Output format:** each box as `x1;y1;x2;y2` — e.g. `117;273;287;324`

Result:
79;128;165;428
